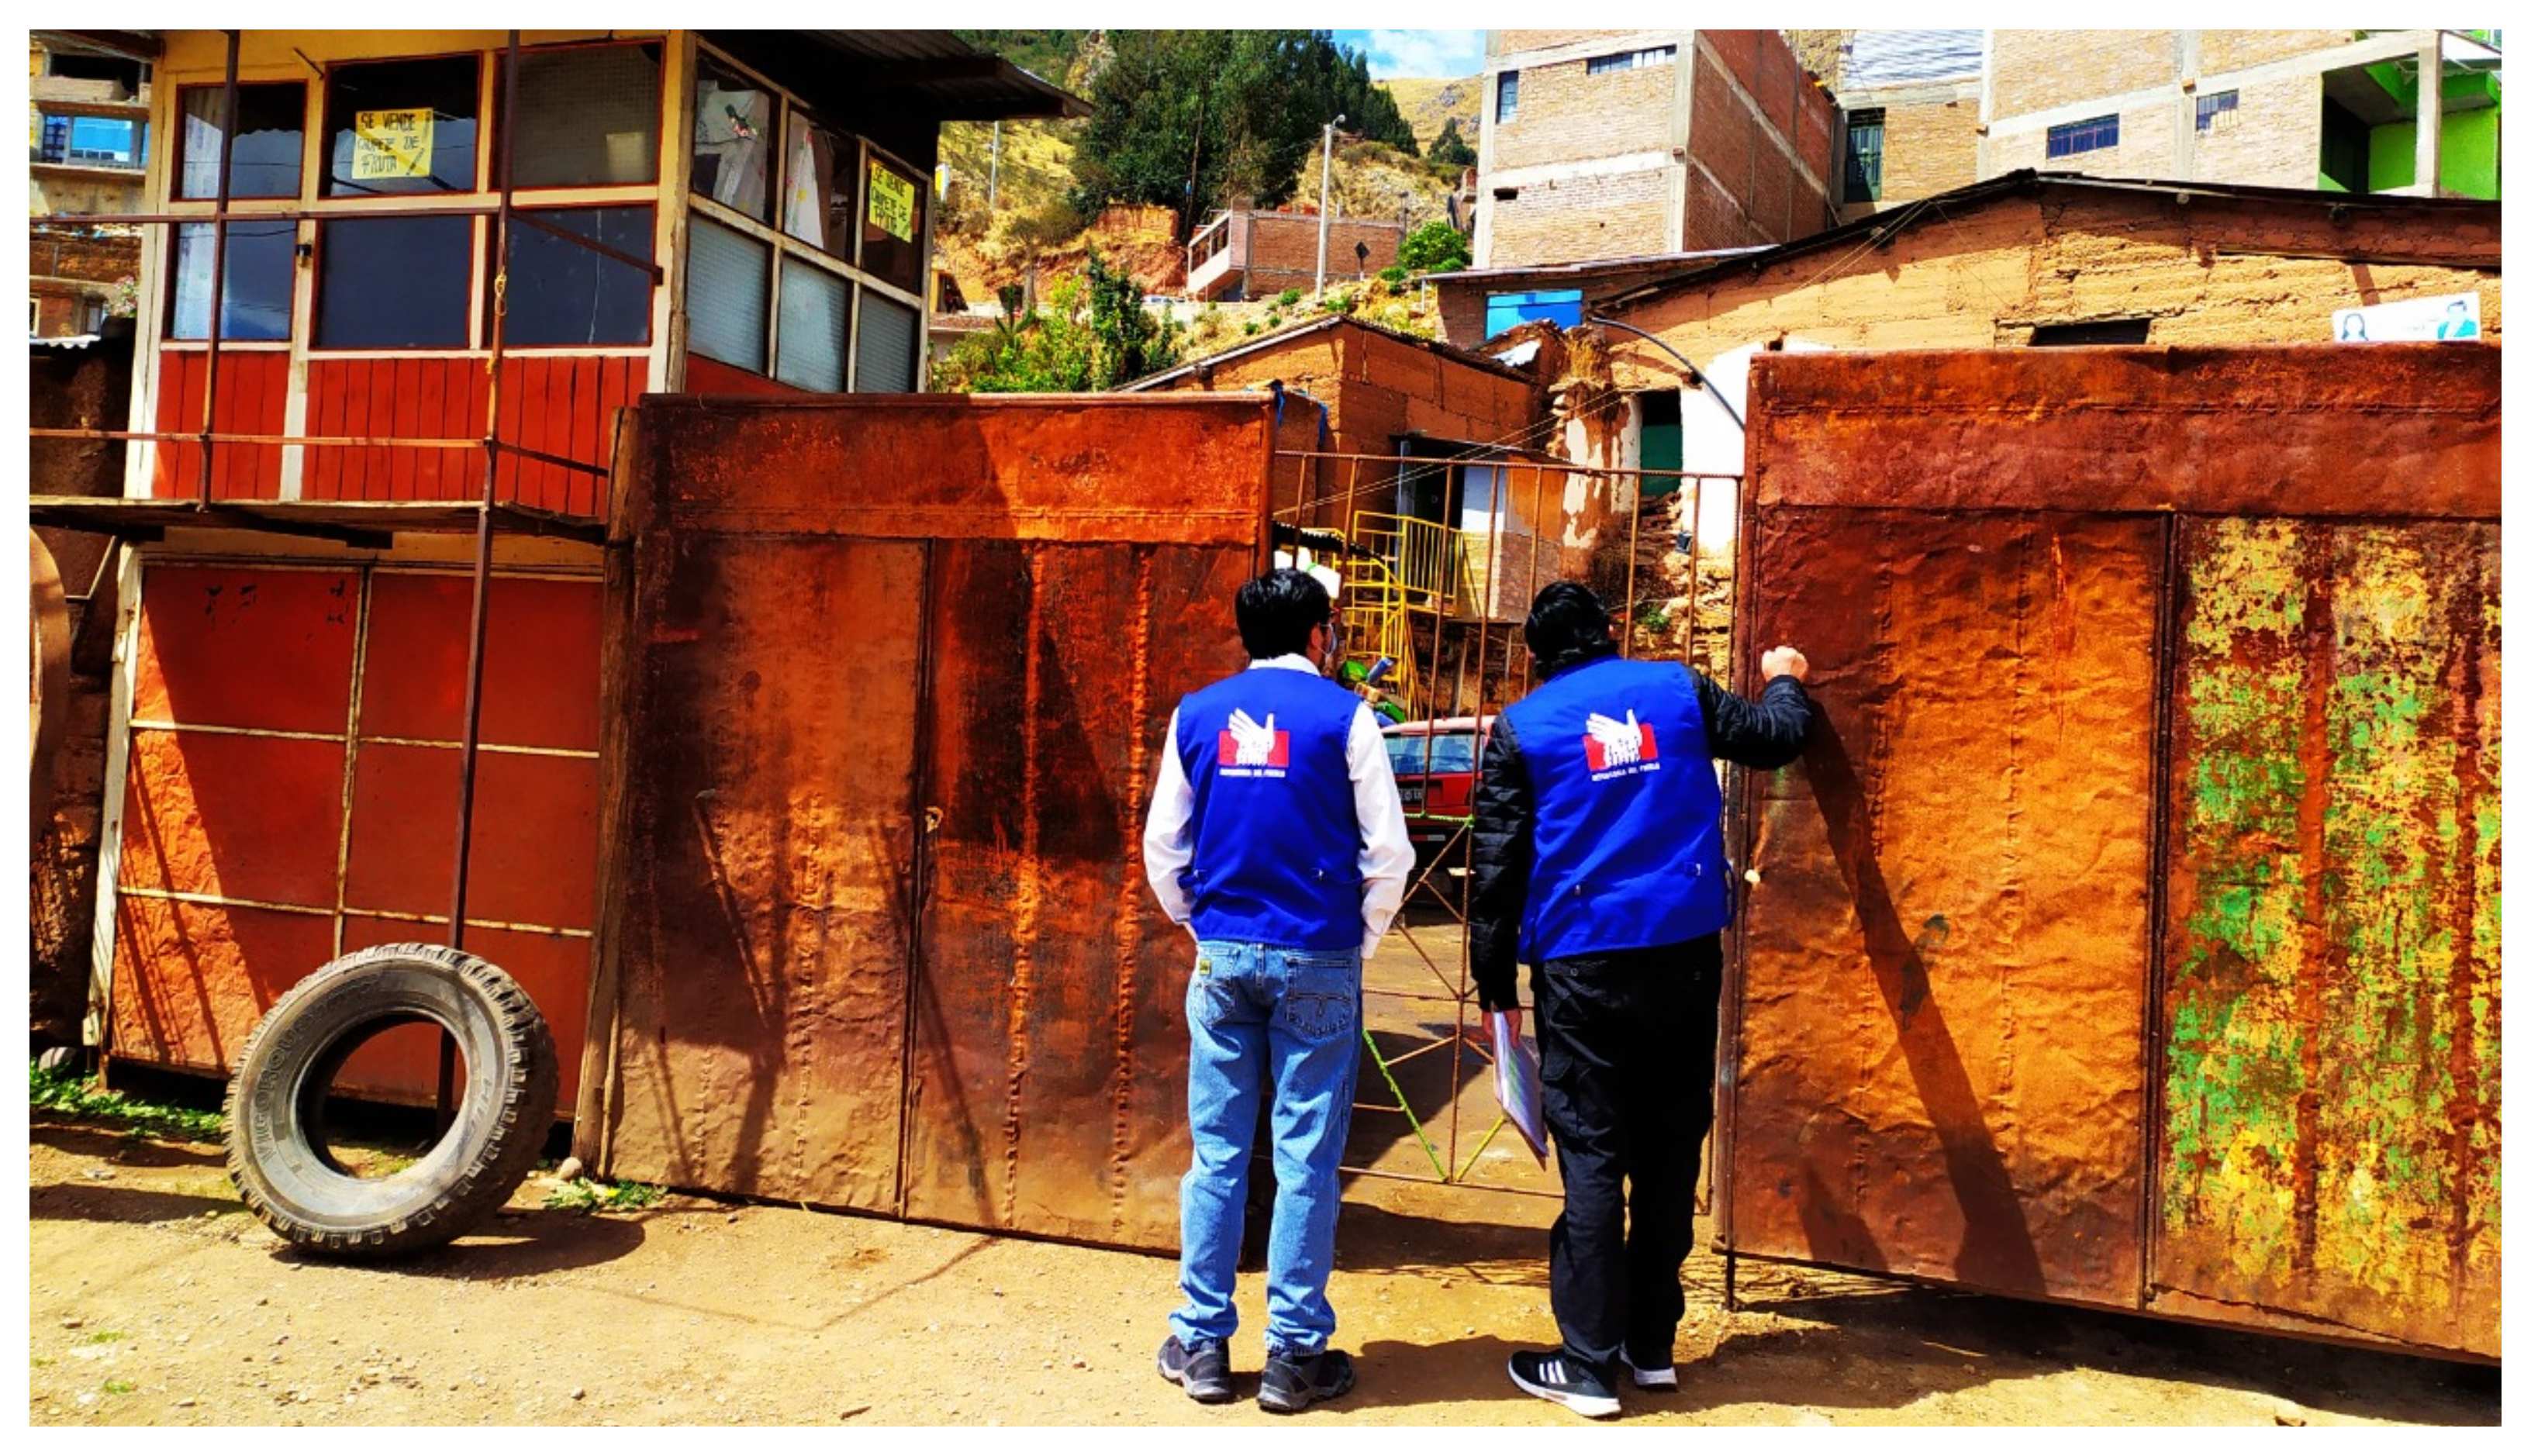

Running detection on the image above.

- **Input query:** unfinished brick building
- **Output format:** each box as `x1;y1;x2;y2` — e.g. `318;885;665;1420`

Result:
1184;209;1407;302
1981;29;2501;198
1474;30;1837;268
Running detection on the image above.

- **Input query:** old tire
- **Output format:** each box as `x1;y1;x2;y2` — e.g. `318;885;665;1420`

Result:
225;943;558;1259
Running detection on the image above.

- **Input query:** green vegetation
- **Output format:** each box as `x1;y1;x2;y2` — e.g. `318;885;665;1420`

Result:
1397;219;1473;274
544;1177;665;1213
1276;288;1303;308
1069;31;1421;235
102;1379;136;1396
85;1330;126;1345
1428;117;1476;170
937;250;1183;392
30;1061;226;1142
1379;265;1408;285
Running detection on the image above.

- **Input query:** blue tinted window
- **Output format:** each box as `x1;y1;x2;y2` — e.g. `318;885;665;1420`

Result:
2046;115;2119;159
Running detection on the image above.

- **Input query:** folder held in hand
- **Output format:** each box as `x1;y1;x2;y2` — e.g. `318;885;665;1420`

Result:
1490;1010;1549;1164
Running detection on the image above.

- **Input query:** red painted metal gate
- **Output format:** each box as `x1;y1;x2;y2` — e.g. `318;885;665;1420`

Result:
1721;345;2500;1360
576;394;1274;1251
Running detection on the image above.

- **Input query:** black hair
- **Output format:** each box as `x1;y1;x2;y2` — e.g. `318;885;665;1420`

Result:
1524;581;1617;674
1236;568;1334;660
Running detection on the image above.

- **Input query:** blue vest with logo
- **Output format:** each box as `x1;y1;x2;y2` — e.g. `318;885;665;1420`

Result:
1501;654;1732;962
1172;666;1364;951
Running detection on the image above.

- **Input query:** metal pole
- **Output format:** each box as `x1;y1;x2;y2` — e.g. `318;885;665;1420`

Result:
1586;314;1745;433
196;30;240;505
1314;116;1342;295
438;29;523;1125
987;119;1000;212
1621;468;1642;659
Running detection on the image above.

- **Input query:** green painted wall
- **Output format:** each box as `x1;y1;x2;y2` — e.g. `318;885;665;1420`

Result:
2372;106;2502;198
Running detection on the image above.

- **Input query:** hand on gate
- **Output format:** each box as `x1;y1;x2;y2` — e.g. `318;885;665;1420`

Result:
1759;644;1810;682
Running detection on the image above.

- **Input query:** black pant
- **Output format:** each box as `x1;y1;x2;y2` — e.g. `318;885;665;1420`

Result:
1533;934;1723;1377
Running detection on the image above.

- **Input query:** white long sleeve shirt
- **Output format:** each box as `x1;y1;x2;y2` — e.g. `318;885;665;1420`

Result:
1141;654;1416;958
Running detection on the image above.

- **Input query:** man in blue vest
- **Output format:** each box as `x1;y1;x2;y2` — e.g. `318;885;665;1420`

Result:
1471;581;1812;1416
1142;567;1414;1413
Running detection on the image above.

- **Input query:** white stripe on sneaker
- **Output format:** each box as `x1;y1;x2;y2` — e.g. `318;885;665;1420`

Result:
1507;1358;1621;1419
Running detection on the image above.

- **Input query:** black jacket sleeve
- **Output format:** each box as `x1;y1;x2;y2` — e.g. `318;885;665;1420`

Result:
1467;712;1533;1013
1697;671;1814;769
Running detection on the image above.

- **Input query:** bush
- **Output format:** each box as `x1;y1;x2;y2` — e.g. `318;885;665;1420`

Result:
1379;264;1407;285
1276;288;1303;308
1397;219;1472;274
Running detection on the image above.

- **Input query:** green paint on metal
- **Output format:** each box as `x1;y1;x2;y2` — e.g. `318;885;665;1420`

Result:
2160;519;2499;1335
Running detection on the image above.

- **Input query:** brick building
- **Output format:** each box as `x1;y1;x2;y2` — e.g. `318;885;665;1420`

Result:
1980;29;2500;198
1185;208;1407;302
1126;314;1541;531
1816;29;1984;223
1428;171;2497;583
30;37;151;337
1474;30;1837;268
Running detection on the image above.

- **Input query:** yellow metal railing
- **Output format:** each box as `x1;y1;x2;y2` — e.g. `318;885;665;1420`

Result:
1348;510;1460;614
1335;510;1473;712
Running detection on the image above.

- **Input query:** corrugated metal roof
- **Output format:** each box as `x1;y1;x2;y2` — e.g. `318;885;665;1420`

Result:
1842;29;1984;90
797;31;1087;120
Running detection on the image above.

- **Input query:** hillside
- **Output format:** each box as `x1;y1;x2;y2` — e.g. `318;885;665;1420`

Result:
1379;76;1481;153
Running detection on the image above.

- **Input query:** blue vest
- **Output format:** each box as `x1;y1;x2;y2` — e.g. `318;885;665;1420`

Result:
1501;654;1732;962
1172;666;1364;951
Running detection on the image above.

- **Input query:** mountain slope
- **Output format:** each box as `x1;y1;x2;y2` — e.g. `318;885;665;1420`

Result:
1378;76;1481;153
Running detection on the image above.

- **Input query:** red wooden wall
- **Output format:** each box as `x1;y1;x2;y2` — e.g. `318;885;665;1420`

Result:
148;350;646;519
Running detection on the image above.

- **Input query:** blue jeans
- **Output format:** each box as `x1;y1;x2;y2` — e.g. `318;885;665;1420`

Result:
1172;939;1362;1358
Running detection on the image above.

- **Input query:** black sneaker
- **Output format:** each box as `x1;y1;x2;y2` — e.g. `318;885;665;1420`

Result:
1157;1334;1234;1403
1257;1347;1355;1413
1507;1349;1621;1418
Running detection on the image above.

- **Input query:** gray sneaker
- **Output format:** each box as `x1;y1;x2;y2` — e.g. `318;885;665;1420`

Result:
1157;1334;1234;1403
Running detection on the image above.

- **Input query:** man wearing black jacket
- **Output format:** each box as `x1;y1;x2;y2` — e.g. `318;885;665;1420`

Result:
1471;581;1812;1417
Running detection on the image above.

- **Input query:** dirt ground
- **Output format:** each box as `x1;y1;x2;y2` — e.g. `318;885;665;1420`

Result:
28;1116;2497;1427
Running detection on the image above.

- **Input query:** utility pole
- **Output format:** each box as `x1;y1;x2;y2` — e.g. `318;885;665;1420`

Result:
988;120;1000;212
1314;113;1344;295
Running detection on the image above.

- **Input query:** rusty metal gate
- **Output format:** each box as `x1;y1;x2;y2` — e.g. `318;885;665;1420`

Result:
575;394;1276;1250
1721;344;2499;1360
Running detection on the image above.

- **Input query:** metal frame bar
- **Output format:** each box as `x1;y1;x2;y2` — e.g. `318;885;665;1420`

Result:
1269;446;1735;1198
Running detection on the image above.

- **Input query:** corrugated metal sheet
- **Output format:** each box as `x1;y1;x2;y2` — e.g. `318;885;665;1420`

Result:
1842;29;1984;91
581;395;1272;1251
1726;344;2500;1359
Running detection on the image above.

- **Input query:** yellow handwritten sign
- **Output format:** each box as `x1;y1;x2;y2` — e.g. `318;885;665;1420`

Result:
351;108;433;180
868;164;916;242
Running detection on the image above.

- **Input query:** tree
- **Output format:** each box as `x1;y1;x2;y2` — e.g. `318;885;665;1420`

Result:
1068;31;1421;237
1428;117;1476;169
1397;219;1472;274
936;249;1181;393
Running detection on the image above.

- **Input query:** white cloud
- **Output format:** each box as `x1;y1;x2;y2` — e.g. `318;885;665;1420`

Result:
1351;29;1486;79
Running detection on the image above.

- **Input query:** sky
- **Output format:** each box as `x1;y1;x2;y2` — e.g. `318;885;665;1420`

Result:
1332;29;1486;79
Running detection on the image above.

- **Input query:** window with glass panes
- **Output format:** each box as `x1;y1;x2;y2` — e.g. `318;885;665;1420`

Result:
680;44;927;392
1843;109;1884;203
159;37;669;373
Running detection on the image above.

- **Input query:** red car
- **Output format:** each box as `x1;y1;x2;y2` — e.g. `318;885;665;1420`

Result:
1381;716;1495;869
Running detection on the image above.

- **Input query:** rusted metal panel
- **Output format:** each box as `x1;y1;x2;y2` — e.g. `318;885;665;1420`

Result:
2153;517;2500;1358
1729;509;2162;1306
1749;345;2499;519
902;540;1241;1247
592;534;927;1212
582;395;1273;1250
629;395;1272;547
1728;343;2500;1359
